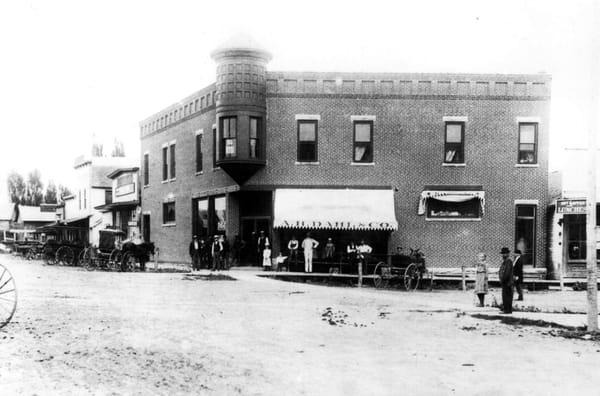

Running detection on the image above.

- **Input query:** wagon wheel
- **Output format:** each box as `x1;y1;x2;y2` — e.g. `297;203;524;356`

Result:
56;246;75;266
121;252;136;272
81;248;95;271
25;248;36;261
404;263;421;291
373;262;391;289
43;247;56;266
109;249;122;270
0;264;17;328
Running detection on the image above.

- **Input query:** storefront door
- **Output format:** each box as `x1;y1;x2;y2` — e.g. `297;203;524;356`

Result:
142;214;150;243
240;217;270;264
515;204;536;266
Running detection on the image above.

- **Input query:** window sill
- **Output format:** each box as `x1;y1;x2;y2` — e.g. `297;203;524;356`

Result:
442;163;466;167
195;171;203;176
295;161;320;165
515;164;539;168
162;223;176;227
161;180;168;184
143;184;150;189
169;178;176;182
426;218;482;222
351;162;375;166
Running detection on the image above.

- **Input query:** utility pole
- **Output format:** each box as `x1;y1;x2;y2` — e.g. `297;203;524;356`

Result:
586;3;599;332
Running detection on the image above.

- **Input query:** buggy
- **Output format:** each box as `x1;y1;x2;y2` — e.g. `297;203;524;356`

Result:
81;228;126;271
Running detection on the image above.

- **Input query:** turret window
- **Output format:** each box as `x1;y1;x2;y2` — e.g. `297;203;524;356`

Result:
220;116;237;158
250;117;261;159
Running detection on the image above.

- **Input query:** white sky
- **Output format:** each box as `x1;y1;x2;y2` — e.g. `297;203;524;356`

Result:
0;0;598;190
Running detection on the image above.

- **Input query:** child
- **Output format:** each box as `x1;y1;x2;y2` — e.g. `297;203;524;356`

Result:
275;252;288;272
262;244;272;271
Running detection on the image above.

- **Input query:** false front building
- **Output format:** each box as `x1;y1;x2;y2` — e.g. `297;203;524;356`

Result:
139;37;551;272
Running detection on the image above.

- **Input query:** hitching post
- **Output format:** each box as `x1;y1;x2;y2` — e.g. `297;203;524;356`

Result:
461;264;466;291
357;260;363;288
154;247;159;271
586;7;599;333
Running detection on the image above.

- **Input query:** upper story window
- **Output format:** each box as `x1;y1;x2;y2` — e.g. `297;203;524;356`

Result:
162;146;168;181
518;123;538;164
213;126;218;168
220;116;237;158
162;201;176;224
169;143;176;179
250;117;261;159
162;142;176;181
196;133;203;173
444;122;465;164
297;120;318;162
143;153;149;186
353;121;373;163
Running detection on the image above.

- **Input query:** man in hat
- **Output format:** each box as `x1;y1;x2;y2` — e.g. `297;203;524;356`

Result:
189;235;201;270
257;230;270;267
498;247;514;314
211;235;223;271
513;249;524;301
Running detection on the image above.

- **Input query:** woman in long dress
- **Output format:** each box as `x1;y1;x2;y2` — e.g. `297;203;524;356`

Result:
474;253;489;307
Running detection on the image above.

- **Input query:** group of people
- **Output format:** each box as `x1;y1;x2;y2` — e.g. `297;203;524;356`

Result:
189;234;244;271
474;247;524;314
285;234;373;273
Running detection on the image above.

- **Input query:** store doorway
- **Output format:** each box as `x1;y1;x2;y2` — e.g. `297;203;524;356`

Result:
515;204;536;266
142;214;151;242
240;217;270;265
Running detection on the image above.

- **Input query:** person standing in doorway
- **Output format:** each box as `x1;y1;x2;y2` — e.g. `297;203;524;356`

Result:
474;253;489;307
257;231;270;267
211;235;223;271
498;247;514;314
513;249;524;301
189;235;201;271
301;232;319;273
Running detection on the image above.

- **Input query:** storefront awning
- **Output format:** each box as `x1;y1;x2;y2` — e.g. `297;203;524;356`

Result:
273;188;398;230
94;200;139;213
418;190;485;215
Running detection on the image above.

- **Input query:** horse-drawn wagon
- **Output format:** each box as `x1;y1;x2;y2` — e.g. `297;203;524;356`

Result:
371;248;432;291
80;228;126;271
36;224;87;266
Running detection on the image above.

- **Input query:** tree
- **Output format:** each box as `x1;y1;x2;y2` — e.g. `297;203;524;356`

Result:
111;138;125;157
58;184;72;203
44;180;58;204
92;142;104;157
7;172;25;204
26;169;44;206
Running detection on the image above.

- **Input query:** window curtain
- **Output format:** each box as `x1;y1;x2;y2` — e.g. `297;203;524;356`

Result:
418;191;485;215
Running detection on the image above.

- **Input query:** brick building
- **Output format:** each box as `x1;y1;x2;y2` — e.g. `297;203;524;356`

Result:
139;37;551;272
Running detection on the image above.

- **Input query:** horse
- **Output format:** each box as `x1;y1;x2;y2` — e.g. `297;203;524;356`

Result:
121;241;155;271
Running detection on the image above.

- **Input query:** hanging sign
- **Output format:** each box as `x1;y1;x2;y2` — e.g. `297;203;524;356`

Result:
557;199;587;214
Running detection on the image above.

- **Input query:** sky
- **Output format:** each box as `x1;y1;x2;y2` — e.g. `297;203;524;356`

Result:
0;0;598;192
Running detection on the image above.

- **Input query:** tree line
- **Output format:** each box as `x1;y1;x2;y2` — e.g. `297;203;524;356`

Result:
7;170;72;206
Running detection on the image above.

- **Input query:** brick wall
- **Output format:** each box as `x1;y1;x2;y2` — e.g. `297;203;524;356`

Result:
140;70;551;268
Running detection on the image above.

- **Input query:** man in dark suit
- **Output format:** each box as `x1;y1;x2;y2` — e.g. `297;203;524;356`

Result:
513;249;524;301
189;235;201;270
498;247;514;314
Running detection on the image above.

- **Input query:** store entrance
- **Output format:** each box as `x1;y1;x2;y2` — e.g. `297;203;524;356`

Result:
240;217;271;265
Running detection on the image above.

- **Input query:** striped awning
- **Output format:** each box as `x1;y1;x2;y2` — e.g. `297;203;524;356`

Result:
273;188;398;230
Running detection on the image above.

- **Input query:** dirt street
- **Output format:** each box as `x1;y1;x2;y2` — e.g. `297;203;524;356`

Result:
1;254;599;395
